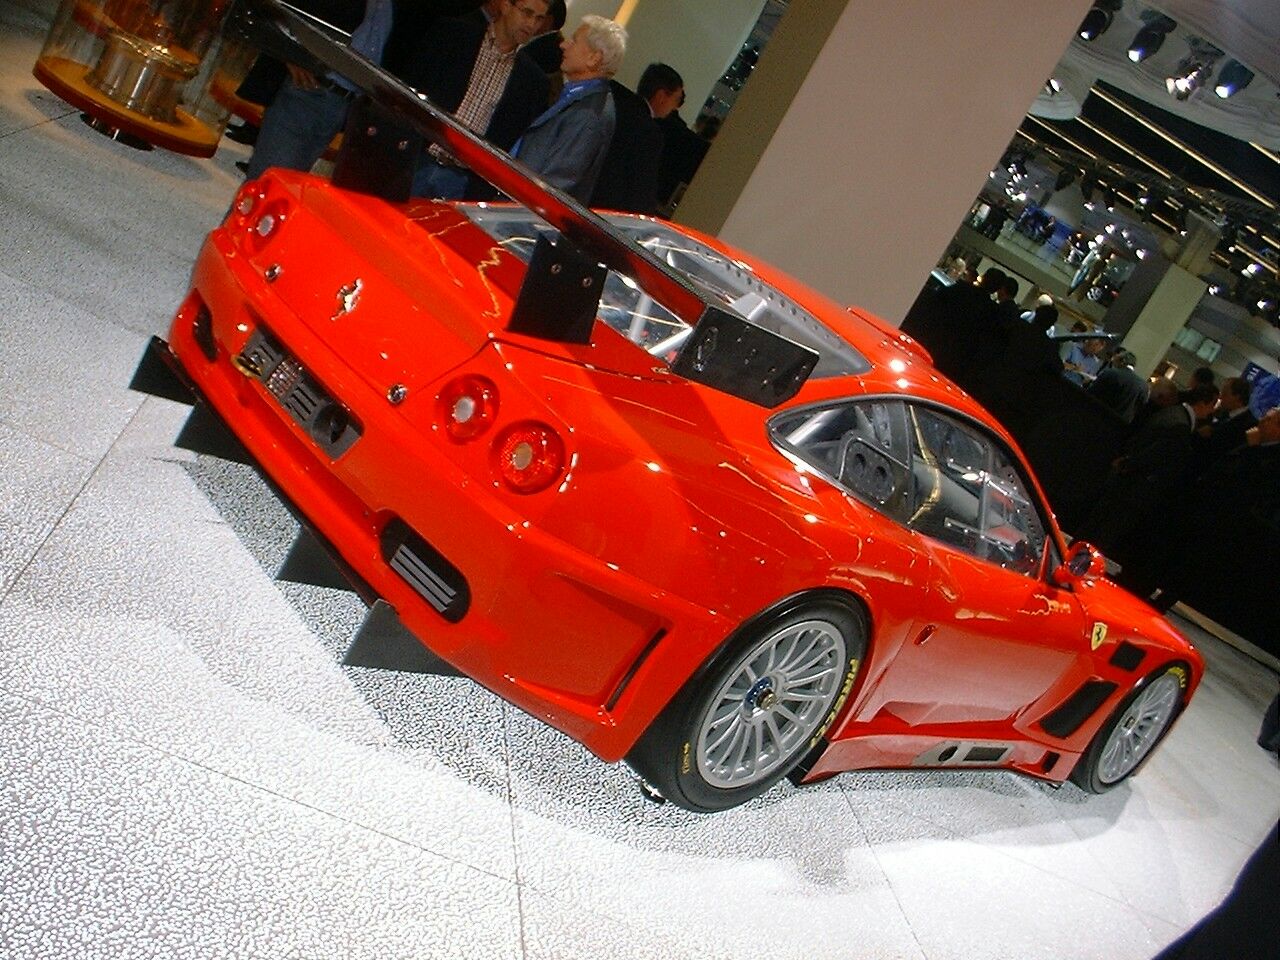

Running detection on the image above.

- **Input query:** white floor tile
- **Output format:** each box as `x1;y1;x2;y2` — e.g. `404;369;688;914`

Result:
868;828;1172;960
0;420;93;595
0;0;73;139
504;709;925;960
0;411;520;881
0;268;147;458
0;690;523;960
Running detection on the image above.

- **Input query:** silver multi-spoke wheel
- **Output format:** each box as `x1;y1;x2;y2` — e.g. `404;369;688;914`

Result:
694;618;847;789
1097;672;1181;785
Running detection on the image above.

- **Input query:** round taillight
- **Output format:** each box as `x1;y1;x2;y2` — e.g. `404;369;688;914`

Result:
437;375;499;441
235;193;255;216
492;422;565;494
256;213;277;237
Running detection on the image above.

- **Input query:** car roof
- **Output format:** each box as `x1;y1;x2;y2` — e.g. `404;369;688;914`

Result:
624;214;1011;440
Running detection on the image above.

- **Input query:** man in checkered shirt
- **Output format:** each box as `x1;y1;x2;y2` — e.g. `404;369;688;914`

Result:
399;0;552;199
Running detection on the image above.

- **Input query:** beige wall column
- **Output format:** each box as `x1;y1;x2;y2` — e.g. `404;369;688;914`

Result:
1121;266;1209;378
676;0;1096;324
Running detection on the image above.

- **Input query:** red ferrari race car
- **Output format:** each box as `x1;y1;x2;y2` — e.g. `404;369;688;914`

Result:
132;1;1201;812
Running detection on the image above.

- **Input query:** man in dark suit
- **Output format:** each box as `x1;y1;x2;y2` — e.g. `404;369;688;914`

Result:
514;15;627;203
1087;349;1148;424
588;79;662;214
1190;376;1256;475
399;0;551;198
1080;383;1219;569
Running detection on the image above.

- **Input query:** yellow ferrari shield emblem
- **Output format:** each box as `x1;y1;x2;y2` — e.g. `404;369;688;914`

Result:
1090;622;1108;651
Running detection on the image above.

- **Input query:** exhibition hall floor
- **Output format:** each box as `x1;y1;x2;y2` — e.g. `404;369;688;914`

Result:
2;2;1278;957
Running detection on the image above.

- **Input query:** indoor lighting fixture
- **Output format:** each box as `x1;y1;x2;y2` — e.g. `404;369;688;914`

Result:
1128;14;1176;62
1078;0;1122;41
1165;40;1222;101
1166;59;1212;100
1214;60;1254;98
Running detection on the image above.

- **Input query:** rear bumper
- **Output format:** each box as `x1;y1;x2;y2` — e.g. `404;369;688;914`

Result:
160;229;722;761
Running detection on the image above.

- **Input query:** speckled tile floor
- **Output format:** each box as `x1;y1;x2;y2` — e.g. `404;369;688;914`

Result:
2;2;1279;958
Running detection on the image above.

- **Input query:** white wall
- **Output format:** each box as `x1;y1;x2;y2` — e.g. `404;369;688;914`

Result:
680;0;1097;324
608;0;765;118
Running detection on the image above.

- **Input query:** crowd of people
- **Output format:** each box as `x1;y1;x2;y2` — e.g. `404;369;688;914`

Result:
231;0;708;214
904;264;1278;638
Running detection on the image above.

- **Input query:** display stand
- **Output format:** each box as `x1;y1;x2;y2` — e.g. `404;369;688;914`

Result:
33;0;251;157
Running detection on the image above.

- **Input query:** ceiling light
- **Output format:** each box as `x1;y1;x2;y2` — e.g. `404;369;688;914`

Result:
1166;59;1213;100
1128;14;1176;63
1214;60;1254;98
1079;9;1110;41
1078;0;1121;41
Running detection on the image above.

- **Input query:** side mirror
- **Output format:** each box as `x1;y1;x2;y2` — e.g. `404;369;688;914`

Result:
1052;541;1103;586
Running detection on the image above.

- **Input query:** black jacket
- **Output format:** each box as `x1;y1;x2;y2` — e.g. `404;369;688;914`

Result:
589;81;662;214
396;14;549;153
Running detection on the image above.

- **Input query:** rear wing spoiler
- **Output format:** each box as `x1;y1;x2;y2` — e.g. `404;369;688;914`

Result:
227;0;817;408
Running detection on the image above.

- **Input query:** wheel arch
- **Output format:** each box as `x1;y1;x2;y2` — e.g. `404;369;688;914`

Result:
629;586;876;757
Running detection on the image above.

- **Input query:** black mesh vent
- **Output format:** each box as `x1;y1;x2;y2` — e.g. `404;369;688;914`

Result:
1109;641;1146;672
238;328;360;458
1040;680;1118;739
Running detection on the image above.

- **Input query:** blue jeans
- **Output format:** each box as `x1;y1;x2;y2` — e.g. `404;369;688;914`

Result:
245;80;352;180
411;156;471;200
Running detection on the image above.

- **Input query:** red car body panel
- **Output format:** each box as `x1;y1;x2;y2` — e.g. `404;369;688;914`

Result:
162;170;1202;779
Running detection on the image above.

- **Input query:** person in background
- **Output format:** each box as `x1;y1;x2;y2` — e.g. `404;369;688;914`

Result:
522;0;567;78
245;0;398;180
643;63;707;209
1062;334;1106;386
1079;383;1219;571
513;15;627;202
400;0;551;199
992;274;1021;327
1020;293;1053;323
1189;376;1256;474
1087;349;1148;424
588;56;666;213
638;62;684;120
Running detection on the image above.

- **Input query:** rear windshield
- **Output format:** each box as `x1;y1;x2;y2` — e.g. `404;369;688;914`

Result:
461;206;869;379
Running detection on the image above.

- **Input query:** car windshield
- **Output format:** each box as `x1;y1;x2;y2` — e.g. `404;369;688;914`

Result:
461;206;869;379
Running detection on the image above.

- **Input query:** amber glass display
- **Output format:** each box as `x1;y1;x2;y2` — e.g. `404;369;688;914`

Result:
34;0;252;156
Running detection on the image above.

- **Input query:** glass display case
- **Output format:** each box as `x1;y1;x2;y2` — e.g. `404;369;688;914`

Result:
33;0;251;156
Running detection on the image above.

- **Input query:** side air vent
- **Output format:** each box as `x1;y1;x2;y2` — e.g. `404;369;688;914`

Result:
380;519;470;623
963;745;1008;763
1040;679;1118;739
1109;641;1146;672
913;740;1016;768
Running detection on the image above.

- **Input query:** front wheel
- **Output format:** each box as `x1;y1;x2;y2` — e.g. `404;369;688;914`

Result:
627;598;866;813
1070;665;1187;793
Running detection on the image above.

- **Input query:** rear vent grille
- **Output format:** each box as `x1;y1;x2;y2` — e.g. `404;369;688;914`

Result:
380;519;470;623
237;328;361;458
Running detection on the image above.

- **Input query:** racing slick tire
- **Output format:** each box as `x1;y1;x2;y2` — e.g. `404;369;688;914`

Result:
1070;663;1189;794
627;596;866;813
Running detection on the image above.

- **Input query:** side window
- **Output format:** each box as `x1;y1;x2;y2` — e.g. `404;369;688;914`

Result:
905;406;1047;576
770;400;912;522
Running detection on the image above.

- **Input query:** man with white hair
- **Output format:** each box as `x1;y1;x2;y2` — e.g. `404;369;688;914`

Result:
513;15;626;201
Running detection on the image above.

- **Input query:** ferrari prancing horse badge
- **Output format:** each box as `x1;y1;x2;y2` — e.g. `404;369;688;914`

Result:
1090;622;1108;651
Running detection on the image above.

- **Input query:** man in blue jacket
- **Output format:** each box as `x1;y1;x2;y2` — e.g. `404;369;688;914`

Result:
514;15;626;203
